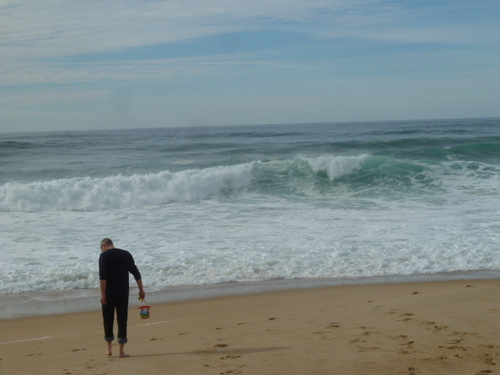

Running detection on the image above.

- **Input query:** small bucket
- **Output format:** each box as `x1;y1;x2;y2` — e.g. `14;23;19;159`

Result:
138;305;150;319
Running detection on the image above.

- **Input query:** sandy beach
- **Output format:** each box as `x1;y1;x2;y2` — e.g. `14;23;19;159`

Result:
1;279;499;375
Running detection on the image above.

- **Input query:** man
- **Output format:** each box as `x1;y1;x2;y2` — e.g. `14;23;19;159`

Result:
99;238;145;358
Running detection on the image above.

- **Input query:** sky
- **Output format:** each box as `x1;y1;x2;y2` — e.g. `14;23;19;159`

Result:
0;0;499;133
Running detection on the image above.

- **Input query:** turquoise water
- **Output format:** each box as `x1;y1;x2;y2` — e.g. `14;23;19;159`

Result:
1;118;500;317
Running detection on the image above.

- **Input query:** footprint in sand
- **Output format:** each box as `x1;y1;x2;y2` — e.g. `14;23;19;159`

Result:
398;313;414;321
432;325;449;331
479;353;496;365
398;341;415;346
445;345;466;351
479;344;496;349
221;355;241;360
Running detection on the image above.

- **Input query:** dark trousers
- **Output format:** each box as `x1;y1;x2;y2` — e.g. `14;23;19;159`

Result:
102;295;129;344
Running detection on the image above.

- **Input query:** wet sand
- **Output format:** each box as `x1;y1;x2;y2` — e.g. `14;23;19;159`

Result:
1;279;499;375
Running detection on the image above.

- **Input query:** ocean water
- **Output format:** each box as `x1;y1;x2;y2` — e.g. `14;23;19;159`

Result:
1;118;500;318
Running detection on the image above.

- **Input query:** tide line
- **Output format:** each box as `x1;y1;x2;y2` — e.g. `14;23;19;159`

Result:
0;336;53;345
134;320;176;327
1;321;177;345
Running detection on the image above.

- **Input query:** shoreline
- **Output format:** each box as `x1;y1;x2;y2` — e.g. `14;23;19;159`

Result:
1;269;499;320
1;278;499;375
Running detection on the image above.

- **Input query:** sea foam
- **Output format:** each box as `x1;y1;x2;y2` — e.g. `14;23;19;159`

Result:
0;163;255;212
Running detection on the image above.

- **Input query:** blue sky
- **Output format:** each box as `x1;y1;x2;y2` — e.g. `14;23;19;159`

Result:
0;0;499;132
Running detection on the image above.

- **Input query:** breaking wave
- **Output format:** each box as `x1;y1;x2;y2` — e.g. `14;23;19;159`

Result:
2;153;500;212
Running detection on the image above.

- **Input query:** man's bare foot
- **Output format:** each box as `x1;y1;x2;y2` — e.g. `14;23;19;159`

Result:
105;342;112;356
118;343;129;357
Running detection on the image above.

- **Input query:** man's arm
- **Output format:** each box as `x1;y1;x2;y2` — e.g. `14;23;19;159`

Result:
127;252;145;300
136;278;146;301
98;252;108;305
100;279;107;305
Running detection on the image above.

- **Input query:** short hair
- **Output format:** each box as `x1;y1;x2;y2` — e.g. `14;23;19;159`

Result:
100;238;114;249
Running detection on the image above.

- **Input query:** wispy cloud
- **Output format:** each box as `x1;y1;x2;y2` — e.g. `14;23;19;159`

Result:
4;0;487;61
0;89;110;105
0;53;311;87
2;0;496;86
1;1;370;59
1;0;499;131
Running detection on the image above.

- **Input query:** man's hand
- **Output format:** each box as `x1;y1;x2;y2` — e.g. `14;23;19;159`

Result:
138;290;146;301
100;280;107;305
136;279;146;301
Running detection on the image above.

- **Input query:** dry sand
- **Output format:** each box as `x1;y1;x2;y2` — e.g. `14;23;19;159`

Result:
1;279;499;375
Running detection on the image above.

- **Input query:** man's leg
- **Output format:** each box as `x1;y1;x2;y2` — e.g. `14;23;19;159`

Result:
116;296;129;357
102;299;116;356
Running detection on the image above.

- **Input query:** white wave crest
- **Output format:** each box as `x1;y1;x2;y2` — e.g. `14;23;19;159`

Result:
0;163;255;212
302;154;369;180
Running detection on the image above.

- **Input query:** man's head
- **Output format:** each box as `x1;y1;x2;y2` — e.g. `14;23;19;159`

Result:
100;238;114;252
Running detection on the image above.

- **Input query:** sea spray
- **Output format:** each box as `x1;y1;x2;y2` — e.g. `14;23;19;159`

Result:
303;154;368;181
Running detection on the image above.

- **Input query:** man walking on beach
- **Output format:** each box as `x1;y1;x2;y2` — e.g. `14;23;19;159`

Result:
99;238;145;358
